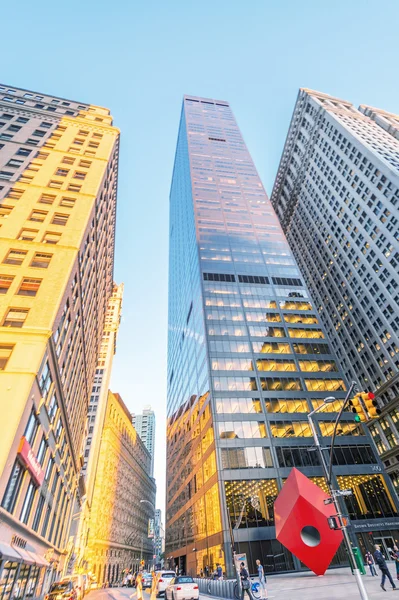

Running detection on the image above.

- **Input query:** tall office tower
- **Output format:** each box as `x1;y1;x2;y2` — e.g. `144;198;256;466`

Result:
85;391;156;584
69;283;123;571
271;89;399;499
132;406;155;476
154;509;165;564
166;95;399;576
0;83;119;581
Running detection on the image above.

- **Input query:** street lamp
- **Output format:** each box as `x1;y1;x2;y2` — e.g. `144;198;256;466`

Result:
140;499;156;571
308;383;369;600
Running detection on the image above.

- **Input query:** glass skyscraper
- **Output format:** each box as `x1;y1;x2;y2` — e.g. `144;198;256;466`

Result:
166;96;399;576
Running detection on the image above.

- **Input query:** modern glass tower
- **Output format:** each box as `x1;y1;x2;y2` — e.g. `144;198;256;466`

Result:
166;95;399;576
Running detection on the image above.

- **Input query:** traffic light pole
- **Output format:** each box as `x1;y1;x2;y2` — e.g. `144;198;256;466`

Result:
308;382;369;600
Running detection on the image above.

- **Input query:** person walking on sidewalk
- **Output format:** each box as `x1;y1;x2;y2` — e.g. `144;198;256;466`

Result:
255;559;267;599
239;563;253;600
391;545;399;581
365;551;377;576
374;544;398;591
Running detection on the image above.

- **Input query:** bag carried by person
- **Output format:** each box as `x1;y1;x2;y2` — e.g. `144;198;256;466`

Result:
242;580;250;590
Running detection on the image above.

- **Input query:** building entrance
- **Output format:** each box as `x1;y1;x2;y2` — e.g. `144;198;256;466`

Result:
375;536;396;559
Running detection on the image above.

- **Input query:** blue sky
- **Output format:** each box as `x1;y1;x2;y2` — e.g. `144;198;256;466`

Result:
2;0;398;512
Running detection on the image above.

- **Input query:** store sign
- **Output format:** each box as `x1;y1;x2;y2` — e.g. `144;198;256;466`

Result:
148;518;155;538
18;437;44;487
234;553;248;574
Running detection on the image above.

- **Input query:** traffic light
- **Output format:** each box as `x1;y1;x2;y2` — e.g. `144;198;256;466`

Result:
348;393;367;422
361;392;381;419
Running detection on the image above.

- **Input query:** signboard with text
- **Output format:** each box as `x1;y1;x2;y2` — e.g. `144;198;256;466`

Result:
18;437;44;487
148;518;155;538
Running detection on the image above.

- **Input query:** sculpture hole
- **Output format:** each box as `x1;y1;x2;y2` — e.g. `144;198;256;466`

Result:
300;525;321;547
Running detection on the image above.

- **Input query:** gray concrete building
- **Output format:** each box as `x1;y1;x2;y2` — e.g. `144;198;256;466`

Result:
271;89;399;505
132;407;155;476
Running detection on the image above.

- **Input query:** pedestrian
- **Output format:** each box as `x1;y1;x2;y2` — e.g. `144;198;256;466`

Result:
205;565;209;578
239;562;253;600
374;544;398;591
136;573;143;600
392;545;399;581
150;570;157;600
365;551;377;576
216;564;223;580
200;569;203;578
255;559;267;599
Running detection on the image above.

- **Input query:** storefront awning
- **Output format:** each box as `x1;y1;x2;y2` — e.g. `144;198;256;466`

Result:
14;547;35;565
27;551;49;568
0;542;23;562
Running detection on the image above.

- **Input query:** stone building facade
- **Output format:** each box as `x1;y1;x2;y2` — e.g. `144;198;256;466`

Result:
85;391;156;583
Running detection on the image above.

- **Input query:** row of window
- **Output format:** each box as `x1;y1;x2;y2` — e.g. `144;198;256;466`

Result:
220;443;377;470
211;358;338;372
212;375;346;392
215;397;344;414
209;340;331;355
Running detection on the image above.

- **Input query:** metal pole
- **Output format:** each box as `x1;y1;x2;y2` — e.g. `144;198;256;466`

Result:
308;399;369;600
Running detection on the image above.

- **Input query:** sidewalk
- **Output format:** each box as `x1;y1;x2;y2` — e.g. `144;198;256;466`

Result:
202;567;399;599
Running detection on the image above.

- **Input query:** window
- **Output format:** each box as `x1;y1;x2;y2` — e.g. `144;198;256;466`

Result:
59;196;76;208
17;278;42;296
6;159;24;168
40;122;52;128
20;480;36;524
29;210;47;223
24;411;38;444
32;495;45;532
15;148;32;156
30;252;52;268
79;160;91;168
7;125;21;133
25;138;39;145
73;171;86;180
61;157;75;165
0;170;13;179
48;180;62;189
42;232;61;244
0;275;14;294
51;214;69;226
16;117;29;124
3;249;27;265
7;187;24;199
39;361;53;401
2;308;29;328
0;205;13;218
1;113;13;120
47;392;58;423
67;183;81;192
39;193;56;205
55;168;69;177
0;344;14;369
35;151;49;160
18;229;38;242
2;460;24;513
32;129;46;137
36;436;47;465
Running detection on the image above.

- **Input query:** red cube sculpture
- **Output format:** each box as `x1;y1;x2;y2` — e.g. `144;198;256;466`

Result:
274;468;344;575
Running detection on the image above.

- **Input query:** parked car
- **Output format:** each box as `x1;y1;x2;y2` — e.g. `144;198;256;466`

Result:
61;575;85;600
45;581;77;600
142;572;153;588
156;571;177;597
165;577;199;600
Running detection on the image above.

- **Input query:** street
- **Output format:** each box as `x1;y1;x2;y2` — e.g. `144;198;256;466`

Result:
89;568;399;600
